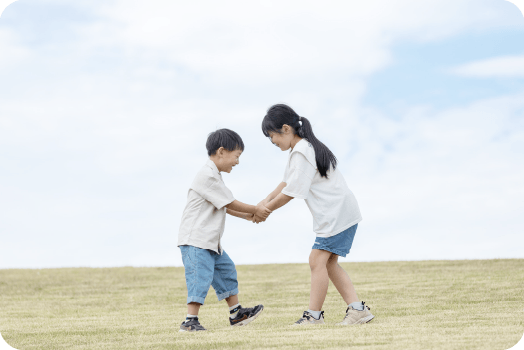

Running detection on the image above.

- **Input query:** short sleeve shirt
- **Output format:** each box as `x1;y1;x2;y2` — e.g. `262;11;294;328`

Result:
177;160;235;253
282;139;362;237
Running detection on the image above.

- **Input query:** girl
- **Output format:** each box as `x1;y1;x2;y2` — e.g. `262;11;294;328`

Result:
256;104;374;326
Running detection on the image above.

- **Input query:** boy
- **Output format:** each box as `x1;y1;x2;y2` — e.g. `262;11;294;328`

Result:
178;128;271;332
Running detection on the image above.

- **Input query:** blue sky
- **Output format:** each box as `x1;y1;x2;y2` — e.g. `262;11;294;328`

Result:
0;0;523;268
365;26;524;111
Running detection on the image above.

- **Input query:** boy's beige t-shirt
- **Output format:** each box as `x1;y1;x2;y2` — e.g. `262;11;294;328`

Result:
177;160;235;254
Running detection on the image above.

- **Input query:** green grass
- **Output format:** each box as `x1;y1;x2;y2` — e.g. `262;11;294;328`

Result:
1;259;523;350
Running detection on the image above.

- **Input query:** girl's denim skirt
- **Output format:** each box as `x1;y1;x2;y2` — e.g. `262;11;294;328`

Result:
312;223;358;257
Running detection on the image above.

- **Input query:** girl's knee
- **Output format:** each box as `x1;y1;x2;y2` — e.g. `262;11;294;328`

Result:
309;250;333;270
309;257;321;271
326;255;340;270
326;253;337;264
309;257;327;271
326;264;340;276
326;260;338;270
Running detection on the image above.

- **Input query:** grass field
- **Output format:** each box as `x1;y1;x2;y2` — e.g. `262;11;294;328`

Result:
1;259;523;350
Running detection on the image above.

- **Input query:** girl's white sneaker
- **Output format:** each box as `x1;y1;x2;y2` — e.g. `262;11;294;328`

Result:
293;311;325;325
336;301;375;325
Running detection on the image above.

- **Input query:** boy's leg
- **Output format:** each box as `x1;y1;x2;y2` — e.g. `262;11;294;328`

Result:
211;250;264;326
225;294;239;308
179;246;215;332
326;254;359;305
210;250;239;302
181;246;214;307
187;302;201;316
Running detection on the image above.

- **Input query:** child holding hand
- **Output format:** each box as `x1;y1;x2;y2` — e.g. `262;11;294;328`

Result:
256;104;374;326
177;129;270;331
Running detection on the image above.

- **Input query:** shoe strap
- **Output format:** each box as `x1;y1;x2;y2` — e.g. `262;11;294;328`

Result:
346;301;370;313
303;311;323;320
230;305;242;314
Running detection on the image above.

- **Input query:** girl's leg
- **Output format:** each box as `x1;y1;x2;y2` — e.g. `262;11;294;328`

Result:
308;249;332;311
326;254;359;304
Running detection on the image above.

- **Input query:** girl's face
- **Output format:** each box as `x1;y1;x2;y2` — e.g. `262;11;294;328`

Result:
269;125;296;151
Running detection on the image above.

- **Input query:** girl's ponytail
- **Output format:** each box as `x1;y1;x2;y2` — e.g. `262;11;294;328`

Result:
297;116;337;178
262;104;337;178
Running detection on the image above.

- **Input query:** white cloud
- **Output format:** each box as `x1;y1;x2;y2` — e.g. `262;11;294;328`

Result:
450;54;524;78
0;27;29;68
0;0;523;268
347;91;524;261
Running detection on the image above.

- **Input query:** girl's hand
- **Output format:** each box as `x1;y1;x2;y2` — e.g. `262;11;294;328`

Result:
254;204;272;219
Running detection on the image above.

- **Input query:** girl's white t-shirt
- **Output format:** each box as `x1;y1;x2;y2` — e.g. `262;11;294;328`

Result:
281;139;362;238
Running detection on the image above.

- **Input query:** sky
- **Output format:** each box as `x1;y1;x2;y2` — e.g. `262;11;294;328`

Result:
0;0;523;269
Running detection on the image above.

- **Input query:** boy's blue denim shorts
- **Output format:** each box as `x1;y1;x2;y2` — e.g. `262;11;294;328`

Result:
312;224;358;257
179;245;239;305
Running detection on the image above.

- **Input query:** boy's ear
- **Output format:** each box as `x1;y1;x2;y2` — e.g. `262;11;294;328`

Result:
217;147;225;156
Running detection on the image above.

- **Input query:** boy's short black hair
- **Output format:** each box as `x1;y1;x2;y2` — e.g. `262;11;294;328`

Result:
206;129;245;156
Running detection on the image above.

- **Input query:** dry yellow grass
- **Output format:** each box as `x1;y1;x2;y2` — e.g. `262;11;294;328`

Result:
1;259;523;349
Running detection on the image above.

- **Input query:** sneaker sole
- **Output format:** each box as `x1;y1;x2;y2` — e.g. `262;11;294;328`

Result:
292;320;325;326
231;306;264;327
179;327;206;332
336;314;375;326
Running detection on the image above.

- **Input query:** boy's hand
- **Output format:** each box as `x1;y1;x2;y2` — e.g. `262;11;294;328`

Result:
253;214;265;224
244;213;254;221
254;203;271;220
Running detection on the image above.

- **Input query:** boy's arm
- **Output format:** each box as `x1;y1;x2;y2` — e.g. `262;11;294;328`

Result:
226;208;254;221
258;182;287;206
225;200;271;219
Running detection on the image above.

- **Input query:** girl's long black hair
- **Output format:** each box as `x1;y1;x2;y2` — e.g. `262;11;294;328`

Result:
261;104;337;178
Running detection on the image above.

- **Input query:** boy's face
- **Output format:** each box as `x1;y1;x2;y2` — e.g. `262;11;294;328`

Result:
218;148;242;173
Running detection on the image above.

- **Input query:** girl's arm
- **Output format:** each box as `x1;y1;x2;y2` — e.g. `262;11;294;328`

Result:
258;182;287;206
264;192;293;211
226;208;254;221
226;200;271;219
254;192;293;223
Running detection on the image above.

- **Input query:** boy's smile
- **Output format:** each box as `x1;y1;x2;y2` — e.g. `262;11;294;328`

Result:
223;149;242;173
210;148;242;173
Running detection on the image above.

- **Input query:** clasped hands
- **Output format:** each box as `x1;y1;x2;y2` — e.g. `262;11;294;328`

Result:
249;201;271;224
